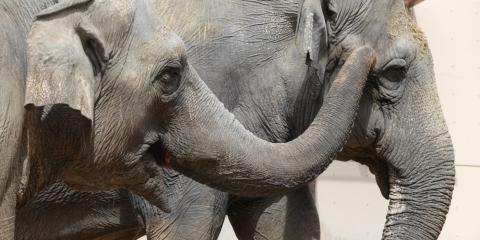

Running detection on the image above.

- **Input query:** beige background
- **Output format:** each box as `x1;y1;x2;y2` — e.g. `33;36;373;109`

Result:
218;0;480;239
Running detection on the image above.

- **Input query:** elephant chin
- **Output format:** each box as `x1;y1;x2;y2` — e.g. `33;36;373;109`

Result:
129;150;172;213
147;140;170;167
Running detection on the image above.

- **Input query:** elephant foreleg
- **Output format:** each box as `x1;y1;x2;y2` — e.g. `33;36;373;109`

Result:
228;185;320;240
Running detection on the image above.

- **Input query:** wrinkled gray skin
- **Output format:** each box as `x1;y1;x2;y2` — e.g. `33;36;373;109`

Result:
17;0;453;240
2;0;375;239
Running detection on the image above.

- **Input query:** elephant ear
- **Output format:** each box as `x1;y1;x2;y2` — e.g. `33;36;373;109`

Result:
25;0;99;121
295;0;328;72
292;0;329;137
24;0;104;192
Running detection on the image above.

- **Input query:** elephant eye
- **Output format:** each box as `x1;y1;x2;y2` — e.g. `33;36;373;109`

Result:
155;66;181;96
376;59;407;103
381;59;407;83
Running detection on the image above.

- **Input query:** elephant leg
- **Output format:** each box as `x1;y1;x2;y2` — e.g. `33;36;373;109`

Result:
131;169;228;240
16;183;143;240
228;185;319;240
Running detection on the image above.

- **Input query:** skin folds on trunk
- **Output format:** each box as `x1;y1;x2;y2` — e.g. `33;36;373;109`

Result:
383;133;454;240
166;46;376;196
380;77;455;240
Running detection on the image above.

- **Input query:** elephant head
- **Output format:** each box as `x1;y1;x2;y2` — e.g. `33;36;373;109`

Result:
24;0;375;207
320;0;454;239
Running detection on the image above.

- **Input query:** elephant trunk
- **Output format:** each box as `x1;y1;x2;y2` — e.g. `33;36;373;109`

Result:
165;46;376;197
382;133;455;240
379;73;455;239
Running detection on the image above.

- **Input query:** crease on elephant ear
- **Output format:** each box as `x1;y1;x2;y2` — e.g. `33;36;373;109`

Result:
36;0;93;19
292;0;329;137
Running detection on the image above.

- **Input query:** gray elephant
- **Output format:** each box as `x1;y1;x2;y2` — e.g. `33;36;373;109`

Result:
16;0;453;240
0;0;184;237
2;0;372;239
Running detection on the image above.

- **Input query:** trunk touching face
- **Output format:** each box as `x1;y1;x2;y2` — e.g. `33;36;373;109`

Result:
157;46;376;196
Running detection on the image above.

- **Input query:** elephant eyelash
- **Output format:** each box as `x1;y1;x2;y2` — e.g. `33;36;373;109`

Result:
381;58;407;71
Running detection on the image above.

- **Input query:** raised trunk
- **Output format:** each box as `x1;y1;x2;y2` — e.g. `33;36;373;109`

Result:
165;46;375;196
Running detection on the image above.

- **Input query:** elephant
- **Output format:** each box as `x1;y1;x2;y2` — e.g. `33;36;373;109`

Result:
15;0;453;240
1;0;190;237
2;0;374;239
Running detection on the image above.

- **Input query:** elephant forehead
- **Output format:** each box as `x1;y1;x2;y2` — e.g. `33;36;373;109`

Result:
90;0;135;40
388;3;428;56
129;0;178;43
137;33;186;62
151;0;226;47
109;0;134;14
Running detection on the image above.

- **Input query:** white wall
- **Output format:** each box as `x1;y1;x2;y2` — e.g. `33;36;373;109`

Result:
219;1;480;239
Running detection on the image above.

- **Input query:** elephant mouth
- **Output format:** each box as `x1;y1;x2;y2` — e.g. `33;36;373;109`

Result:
146;139;171;167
